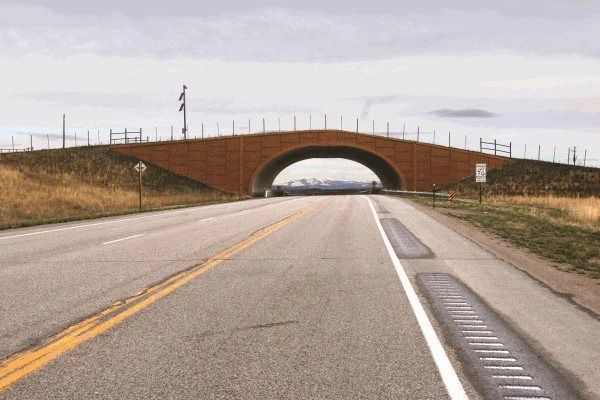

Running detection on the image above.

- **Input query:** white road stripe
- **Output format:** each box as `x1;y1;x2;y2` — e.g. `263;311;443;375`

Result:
101;234;144;245
0;197;312;241
500;385;542;391
475;350;510;354
364;196;469;400
199;217;215;222
504;397;550;400
492;375;532;380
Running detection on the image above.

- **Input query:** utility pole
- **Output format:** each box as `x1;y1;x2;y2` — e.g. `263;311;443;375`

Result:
202;123;205;139
524;144;527;159
309;114;312;130
372;120;375;135
30;135;33;151
402;124;405;140
464;135;467;150
340;115;343;130
217;122;220;137
538;145;541;161
178;84;188;140
11;136;14;152
87;130;90;146
62;114;66;148
572;147;577;165
263;118;265;133
386;122;389;138
356;118;359;133
294;115;296;131
553;146;556;163
97;130;100;145
47;134;50;149
155;127;158;141
324;114;327;129
170;125;173;141
448;132;451;147
583;150;587;167
417;126;420;142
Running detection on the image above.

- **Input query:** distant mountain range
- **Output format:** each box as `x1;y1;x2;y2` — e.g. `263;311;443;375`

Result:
273;178;380;191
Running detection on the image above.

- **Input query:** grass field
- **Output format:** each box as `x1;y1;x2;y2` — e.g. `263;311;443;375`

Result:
446;159;599;197
0;146;242;229
411;194;600;278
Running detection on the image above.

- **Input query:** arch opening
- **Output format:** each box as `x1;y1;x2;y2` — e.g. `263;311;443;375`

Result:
251;145;403;196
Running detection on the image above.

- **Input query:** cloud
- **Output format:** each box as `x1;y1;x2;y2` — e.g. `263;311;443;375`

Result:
16;132;75;140
429;109;498;118
358;95;402;119
3;2;600;62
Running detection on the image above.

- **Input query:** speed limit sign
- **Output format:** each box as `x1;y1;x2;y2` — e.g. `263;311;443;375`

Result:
475;164;487;183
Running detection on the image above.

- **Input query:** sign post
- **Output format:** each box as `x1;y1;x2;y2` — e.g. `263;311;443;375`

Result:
475;163;487;204
134;161;147;210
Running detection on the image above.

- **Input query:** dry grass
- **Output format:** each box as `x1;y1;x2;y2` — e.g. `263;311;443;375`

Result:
410;194;600;277
491;195;600;228
0;147;241;229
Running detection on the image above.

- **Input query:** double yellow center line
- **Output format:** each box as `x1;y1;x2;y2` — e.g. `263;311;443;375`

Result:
0;200;322;393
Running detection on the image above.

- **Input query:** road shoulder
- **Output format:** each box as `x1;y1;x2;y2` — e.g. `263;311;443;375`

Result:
405;198;600;317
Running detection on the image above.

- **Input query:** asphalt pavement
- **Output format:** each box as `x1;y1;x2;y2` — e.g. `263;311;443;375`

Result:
0;195;597;399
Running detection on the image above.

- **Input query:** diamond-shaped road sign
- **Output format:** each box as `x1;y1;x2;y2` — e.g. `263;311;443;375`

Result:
134;161;147;173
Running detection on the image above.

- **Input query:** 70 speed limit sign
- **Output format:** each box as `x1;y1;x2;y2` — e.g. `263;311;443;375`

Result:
475;163;487;183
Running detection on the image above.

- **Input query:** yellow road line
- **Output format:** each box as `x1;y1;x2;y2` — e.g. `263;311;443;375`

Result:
0;200;323;393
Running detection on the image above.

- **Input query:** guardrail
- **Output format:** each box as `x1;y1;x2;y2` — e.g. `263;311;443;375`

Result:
382;189;450;198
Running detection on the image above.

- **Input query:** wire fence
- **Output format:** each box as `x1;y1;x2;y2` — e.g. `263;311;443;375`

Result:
1;115;597;168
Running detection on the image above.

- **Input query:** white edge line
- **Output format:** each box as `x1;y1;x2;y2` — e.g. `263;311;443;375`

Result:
0;197;312;241
363;195;469;400
102;234;144;245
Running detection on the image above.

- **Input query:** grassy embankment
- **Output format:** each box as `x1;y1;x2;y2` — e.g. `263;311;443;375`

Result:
0;146;242;230
413;160;600;278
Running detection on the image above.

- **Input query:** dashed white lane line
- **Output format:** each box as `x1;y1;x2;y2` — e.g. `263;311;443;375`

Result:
101;234;144;245
0;197;314;241
364;196;469;400
199;217;215;222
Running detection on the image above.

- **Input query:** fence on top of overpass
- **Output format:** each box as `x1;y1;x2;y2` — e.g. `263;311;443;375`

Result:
1;115;597;168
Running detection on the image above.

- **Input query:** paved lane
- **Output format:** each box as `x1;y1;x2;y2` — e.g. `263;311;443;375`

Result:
0;197;319;359
0;196;454;399
2;195;596;399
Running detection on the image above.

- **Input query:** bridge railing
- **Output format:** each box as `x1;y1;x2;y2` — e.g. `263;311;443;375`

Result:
3;120;596;168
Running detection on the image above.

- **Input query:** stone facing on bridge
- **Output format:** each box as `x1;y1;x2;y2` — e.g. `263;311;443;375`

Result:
112;130;510;196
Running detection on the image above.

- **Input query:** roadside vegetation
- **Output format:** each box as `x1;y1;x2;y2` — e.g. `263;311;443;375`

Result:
410;160;600;278
0;146;242;230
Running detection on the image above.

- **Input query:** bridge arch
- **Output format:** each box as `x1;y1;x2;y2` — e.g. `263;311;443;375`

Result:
250;144;404;196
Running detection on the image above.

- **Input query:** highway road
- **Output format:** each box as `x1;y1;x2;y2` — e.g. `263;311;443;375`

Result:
0;195;598;399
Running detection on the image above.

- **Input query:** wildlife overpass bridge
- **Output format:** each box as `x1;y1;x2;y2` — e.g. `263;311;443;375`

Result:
112;130;510;196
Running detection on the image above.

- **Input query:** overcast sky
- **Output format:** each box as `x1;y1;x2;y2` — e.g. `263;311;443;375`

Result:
1;0;599;181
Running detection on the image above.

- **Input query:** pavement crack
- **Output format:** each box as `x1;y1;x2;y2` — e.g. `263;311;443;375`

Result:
192;320;300;341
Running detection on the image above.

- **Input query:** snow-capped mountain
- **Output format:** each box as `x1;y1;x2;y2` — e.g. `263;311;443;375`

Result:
274;178;380;190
